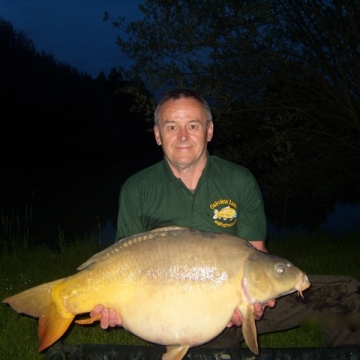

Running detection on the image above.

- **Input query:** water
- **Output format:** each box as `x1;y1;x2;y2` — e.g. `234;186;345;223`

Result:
319;203;360;235
268;203;360;238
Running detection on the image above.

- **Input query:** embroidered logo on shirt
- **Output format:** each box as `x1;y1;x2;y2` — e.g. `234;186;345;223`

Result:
210;199;238;228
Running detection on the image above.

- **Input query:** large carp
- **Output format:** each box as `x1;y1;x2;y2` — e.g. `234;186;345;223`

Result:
3;227;310;359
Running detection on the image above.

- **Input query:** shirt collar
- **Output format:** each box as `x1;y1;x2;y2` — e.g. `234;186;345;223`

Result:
160;152;221;183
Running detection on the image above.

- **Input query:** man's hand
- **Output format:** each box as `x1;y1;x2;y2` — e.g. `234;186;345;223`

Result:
90;305;122;329
90;299;275;330
227;299;275;327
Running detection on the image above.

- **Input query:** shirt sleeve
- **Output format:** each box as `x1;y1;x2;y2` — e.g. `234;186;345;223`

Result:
236;171;267;241
115;181;145;240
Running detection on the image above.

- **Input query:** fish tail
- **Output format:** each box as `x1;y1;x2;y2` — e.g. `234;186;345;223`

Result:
3;279;74;352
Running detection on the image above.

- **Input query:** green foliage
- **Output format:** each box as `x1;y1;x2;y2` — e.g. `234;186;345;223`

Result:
1;17;156;244
0;17;153;176
1;232;359;358
108;0;360;203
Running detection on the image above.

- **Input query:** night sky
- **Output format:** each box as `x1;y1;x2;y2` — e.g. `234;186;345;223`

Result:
0;0;142;76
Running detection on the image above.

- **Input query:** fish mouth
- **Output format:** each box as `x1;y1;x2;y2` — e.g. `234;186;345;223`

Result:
296;274;311;298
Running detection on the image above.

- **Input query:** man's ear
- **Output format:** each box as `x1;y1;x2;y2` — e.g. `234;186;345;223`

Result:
154;125;162;145
207;122;214;142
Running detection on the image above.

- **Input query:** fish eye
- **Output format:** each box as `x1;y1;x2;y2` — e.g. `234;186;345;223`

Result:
276;264;286;274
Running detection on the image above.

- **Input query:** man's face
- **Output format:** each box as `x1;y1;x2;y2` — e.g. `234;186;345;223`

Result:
154;97;213;171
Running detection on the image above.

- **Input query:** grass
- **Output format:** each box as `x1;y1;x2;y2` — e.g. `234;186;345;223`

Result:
1;231;359;359
0;198;33;251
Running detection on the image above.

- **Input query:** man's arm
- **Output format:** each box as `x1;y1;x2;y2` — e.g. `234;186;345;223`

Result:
116;180;145;240
249;240;267;252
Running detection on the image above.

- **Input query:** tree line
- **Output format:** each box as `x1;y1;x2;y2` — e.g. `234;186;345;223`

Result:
0;18;158;244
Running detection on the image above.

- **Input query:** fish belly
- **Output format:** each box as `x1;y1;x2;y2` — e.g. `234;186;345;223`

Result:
117;281;241;346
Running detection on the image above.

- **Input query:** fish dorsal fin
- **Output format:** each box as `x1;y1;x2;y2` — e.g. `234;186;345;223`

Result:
77;227;188;271
149;226;186;232
163;345;190;360
238;304;259;355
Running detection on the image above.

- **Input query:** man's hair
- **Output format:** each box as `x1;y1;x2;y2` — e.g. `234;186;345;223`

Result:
154;89;213;124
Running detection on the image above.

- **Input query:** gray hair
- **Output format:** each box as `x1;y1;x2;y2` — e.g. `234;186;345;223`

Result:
154;89;213;125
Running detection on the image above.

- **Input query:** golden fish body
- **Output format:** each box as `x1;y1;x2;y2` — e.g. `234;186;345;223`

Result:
3;227;310;359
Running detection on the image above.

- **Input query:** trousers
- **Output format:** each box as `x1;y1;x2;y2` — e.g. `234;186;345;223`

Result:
202;275;360;348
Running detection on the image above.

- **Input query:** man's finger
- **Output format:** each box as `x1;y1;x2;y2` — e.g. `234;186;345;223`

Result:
100;308;109;329
90;304;104;318
108;308;122;327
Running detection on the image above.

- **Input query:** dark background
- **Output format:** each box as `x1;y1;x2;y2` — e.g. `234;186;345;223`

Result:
1;2;359;249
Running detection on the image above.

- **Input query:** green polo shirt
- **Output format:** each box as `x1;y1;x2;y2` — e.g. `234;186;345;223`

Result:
116;154;266;241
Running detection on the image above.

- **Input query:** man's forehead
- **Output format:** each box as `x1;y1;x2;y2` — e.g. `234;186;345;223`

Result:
161;118;204;125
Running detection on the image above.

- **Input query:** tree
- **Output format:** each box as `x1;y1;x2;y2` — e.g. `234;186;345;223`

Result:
258;0;360;201
0;18;156;244
107;0;359;207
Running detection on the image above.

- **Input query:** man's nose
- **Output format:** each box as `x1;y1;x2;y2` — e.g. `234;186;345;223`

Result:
179;127;189;141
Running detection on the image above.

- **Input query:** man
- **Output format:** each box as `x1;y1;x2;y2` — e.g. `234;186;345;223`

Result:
91;89;360;348
117;89;267;251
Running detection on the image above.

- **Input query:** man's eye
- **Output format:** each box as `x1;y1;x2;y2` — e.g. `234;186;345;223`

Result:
189;124;197;130
168;126;176;131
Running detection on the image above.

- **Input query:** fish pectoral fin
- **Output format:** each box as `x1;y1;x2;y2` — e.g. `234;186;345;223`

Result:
75;313;102;325
239;304;259;355
163;345;190;360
